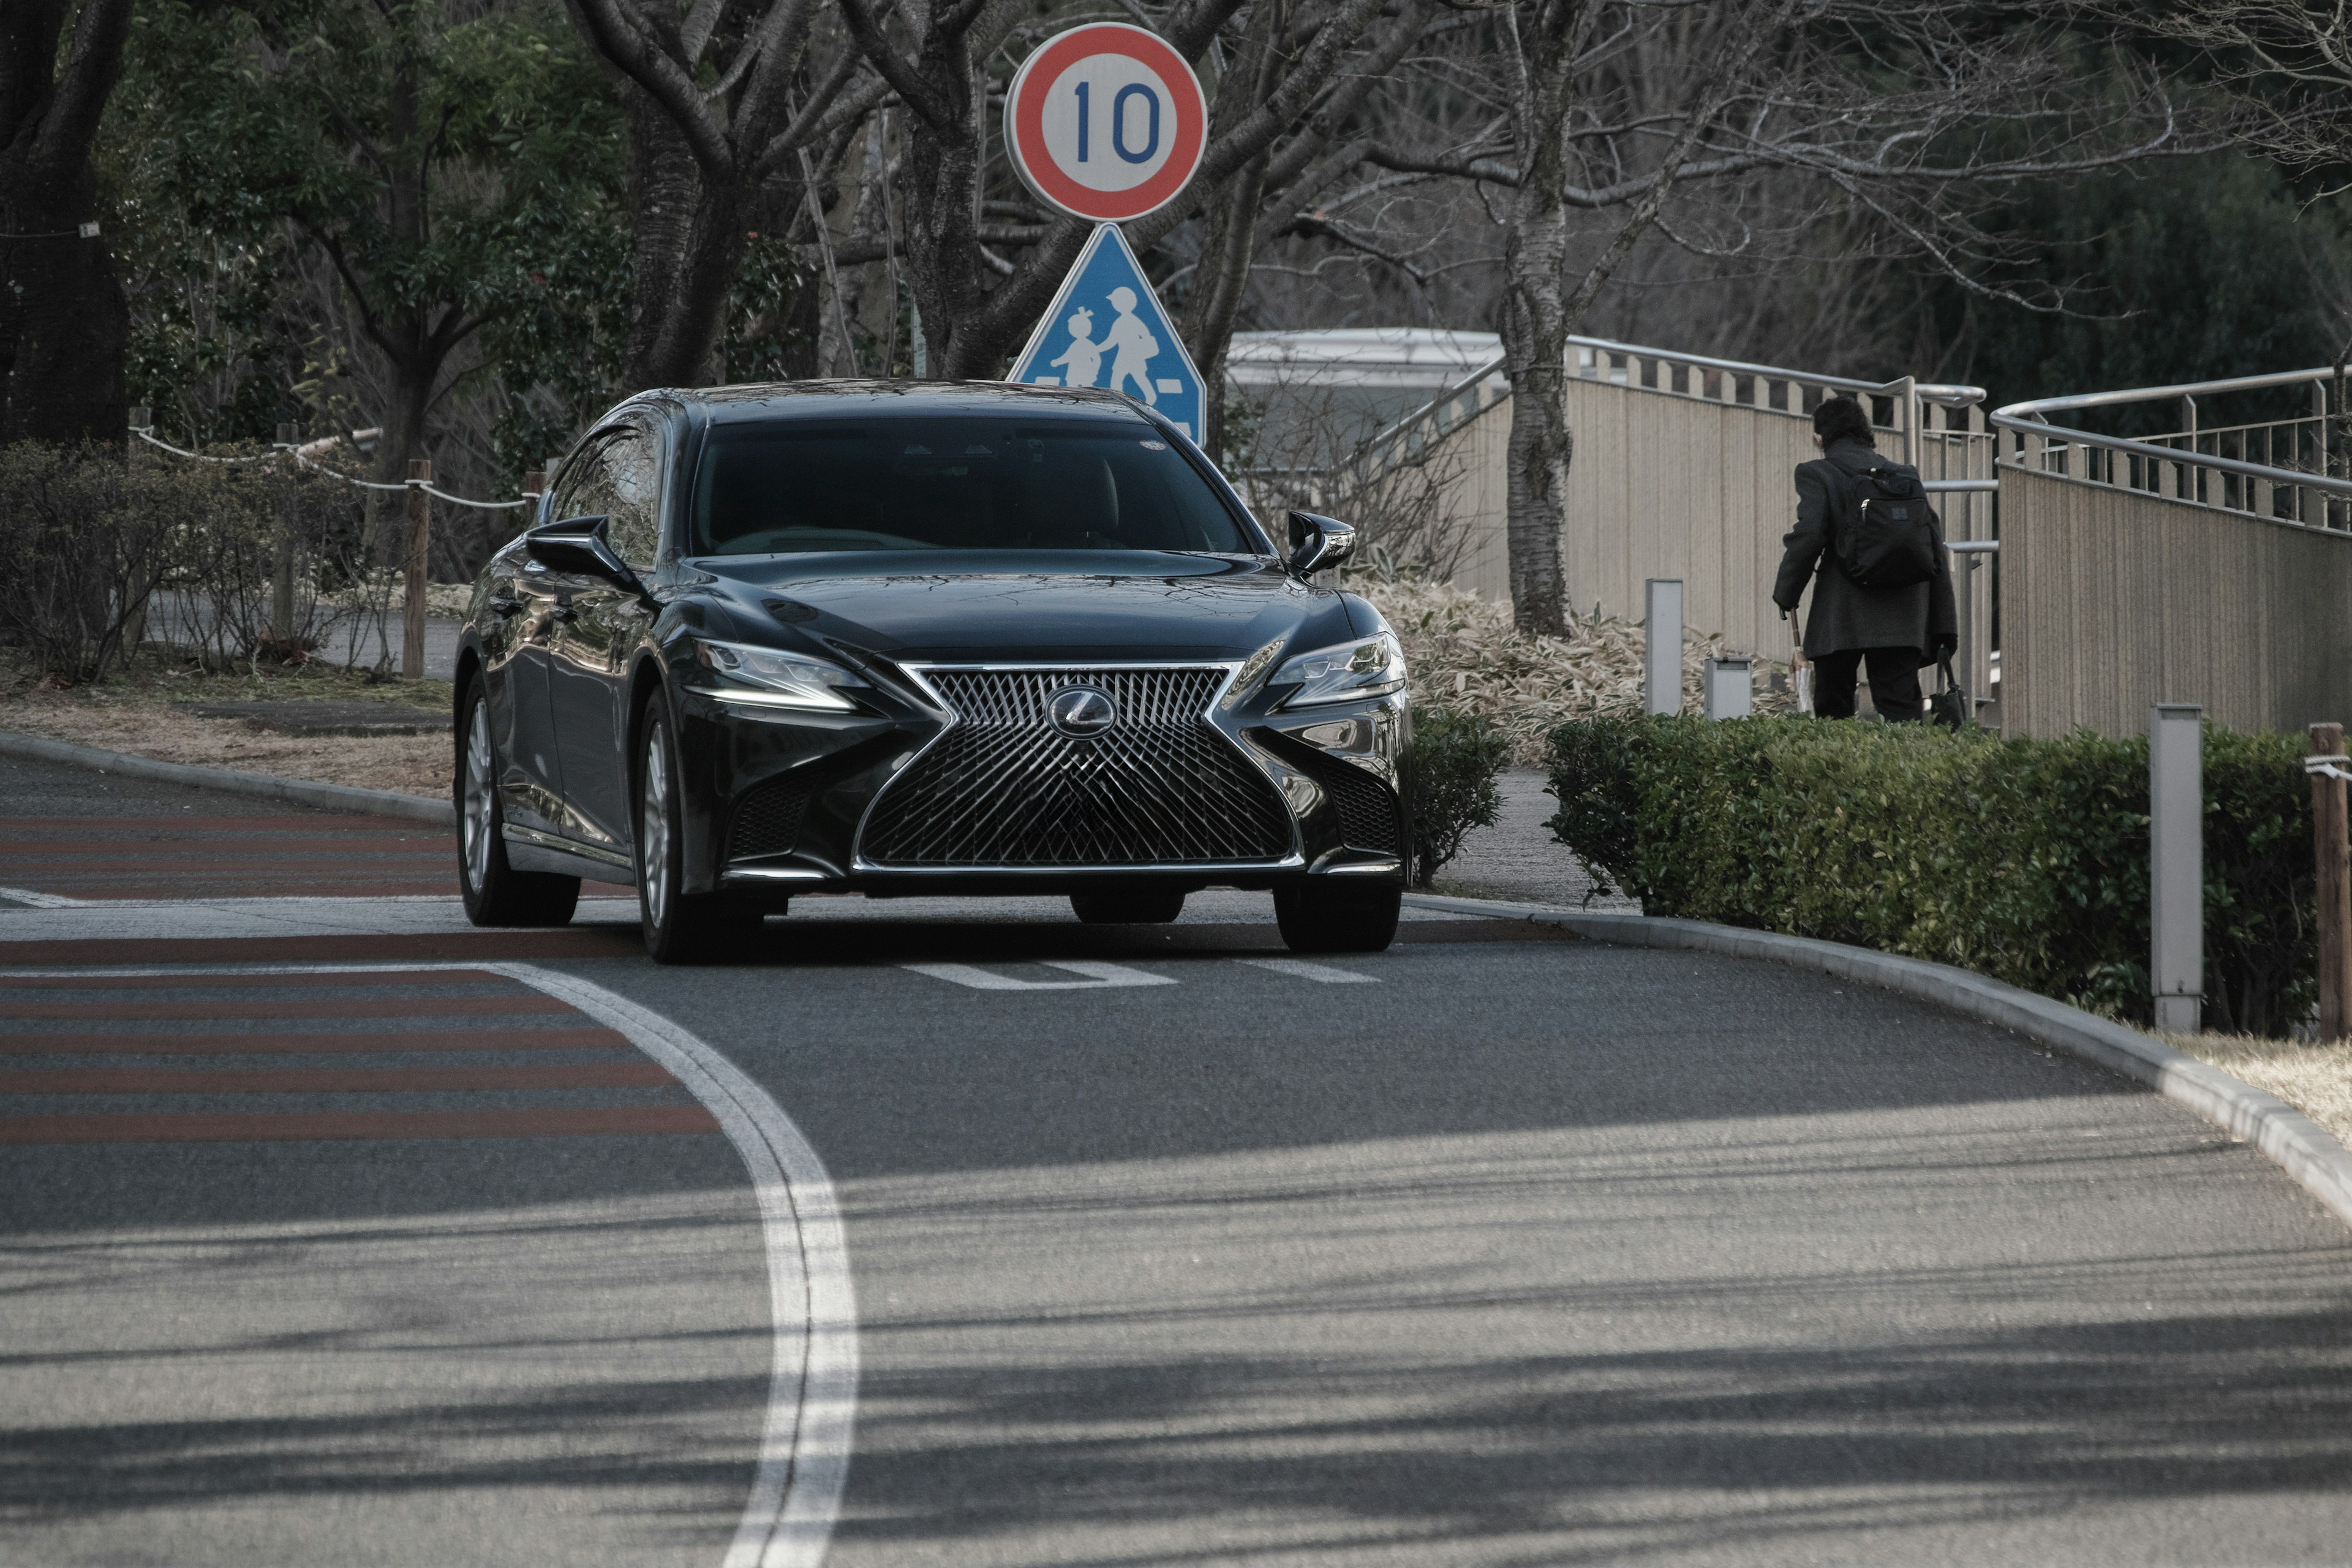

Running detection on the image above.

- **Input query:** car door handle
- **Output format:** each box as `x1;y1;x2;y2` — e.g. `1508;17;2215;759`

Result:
549;603;577;625
489;595;524;617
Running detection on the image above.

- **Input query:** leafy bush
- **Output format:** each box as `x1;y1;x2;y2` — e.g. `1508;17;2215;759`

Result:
0;440;397;680
1403;706;1508;888
0;444;179;682
1354;573;1793;764
1547;715;2315;1034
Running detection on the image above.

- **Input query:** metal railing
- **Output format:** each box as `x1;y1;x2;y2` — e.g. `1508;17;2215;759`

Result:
1992;368;2352;528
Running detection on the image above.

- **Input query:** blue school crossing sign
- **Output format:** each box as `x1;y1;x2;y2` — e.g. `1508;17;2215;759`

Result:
1007;223;1205;444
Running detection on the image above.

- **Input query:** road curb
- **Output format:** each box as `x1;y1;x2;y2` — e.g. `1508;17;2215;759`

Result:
1406;891;2352;1231
0;730;453;826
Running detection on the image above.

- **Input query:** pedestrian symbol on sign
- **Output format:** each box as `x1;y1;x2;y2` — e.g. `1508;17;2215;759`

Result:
1008;224;1204;442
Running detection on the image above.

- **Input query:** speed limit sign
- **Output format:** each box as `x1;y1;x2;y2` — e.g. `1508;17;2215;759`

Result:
1004;23;1208;224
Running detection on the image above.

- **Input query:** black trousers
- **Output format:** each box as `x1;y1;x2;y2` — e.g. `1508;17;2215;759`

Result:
1812;647;1923;721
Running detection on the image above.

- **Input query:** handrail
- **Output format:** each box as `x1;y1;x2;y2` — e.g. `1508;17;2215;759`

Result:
1996;366;2335;420
1566;333;1986;409
1991;420;2352;501
1359;352;1510;456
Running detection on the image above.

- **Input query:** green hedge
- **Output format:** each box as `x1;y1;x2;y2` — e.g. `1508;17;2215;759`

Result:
1547;715;2315;1034
1403;706;1507;889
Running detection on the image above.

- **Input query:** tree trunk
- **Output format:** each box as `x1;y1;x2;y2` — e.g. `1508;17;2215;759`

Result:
1497;0;1585;637
619;92;746;390
0;0;133;447
1183;0;1287;460
898;33;988;379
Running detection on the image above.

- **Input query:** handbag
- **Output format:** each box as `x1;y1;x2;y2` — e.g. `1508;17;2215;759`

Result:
1926;656;1967;729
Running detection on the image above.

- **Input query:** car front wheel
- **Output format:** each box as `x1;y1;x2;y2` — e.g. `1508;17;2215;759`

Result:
455;674;579;927
1273;878;1400;954
636;704;761;963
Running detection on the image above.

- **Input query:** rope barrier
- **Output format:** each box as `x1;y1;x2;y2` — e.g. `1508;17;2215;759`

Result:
132;428;273;464
132;425;535;507
2307;754;2352;783
420;482;526;510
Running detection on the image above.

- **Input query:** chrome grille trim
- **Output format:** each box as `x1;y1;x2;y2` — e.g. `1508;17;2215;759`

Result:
853;662;1299;871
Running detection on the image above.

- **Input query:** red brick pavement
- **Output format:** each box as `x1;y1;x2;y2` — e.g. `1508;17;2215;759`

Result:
0;967;719;1144
0;813;633;902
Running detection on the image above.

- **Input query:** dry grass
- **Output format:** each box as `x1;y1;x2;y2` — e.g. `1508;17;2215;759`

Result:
0;652;452;800
1350;575;1792;765
2164;1032;2352;1150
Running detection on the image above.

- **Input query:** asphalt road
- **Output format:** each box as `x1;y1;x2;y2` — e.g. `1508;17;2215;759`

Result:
4;753;2352;1566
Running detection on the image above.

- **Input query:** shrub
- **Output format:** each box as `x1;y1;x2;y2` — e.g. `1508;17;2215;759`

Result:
1352;573;1793;765
1547;715;2315;1034
1404;706;1508;888
0;443;178;682
0;440;396;679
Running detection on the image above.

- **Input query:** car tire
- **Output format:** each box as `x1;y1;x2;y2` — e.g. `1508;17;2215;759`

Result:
637;703;762;964
1273;878;1400;954
455;674;580;927
1070;888;1186;925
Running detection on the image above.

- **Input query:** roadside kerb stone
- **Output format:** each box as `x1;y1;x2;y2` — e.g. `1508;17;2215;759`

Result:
169;700;447;736
1404;890;2352;1232
0;730;452;826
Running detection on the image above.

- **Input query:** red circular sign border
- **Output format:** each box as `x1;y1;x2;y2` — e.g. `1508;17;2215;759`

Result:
1006;23;1206;224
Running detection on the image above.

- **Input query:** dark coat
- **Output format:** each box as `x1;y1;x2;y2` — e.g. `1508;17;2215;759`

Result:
1773;437;1958;661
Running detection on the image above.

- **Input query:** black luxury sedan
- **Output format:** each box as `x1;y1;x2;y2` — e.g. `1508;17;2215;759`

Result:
453;380;1411;962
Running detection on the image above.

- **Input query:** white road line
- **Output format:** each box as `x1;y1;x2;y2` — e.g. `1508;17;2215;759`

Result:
901;958;1177;991
0;886;84;908
0;959;856;1568
1234;957;1378;984
508;966;855;1568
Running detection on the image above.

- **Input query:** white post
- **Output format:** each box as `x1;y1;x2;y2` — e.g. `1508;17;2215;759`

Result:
1703;657;1753;720
1645;578;1683;716
2150;703;2204;1033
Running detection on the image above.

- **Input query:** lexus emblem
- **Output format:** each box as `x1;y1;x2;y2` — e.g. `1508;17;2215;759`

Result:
1047;685;1118;739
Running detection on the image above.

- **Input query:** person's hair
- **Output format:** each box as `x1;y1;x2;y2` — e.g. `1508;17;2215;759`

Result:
1812;394;1875;448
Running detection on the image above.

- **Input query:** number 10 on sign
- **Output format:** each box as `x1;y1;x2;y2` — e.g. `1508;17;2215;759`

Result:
1006;23;1207;224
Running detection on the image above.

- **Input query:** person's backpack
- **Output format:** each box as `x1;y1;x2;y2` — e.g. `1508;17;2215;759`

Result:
1828;458;1940;591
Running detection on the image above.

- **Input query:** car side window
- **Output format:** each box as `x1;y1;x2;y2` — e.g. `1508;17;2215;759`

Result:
546;445;598;528
601;428;662;568
552;425;662;570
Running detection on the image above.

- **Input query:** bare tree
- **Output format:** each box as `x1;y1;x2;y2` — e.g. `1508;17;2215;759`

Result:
565;0;888;388
0;0;133;446
2099;1;2352;414
1342;1;2196;633
829;0;1444;387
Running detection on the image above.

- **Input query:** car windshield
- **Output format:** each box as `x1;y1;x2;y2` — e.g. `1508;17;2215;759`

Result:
688;416;1260;557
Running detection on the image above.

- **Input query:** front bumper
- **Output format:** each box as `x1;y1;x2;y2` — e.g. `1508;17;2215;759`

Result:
675;662;1408;899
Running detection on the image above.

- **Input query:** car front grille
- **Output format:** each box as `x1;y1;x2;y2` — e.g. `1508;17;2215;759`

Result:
729;774;812;861
858;667;1294;868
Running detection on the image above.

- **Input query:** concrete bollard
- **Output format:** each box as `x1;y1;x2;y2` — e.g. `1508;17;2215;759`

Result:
2150;703;2204;1033
1645;578;1683;716
1703;657;1753;720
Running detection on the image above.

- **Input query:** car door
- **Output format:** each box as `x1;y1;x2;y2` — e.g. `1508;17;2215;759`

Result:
548;421;662;853
492;484;576;834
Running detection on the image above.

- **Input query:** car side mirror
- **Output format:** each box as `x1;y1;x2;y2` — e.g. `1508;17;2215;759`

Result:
1286;511;1357;576
525;514;644;595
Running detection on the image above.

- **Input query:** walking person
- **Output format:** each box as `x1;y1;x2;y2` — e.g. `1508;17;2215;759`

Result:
1773;394;1958;721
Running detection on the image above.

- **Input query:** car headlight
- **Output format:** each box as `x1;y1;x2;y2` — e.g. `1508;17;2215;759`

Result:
1268;630;1405;708
692;638;866;711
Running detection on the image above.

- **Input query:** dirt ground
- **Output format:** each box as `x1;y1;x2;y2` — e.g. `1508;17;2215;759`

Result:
2169;1033;2352;1150
0;650;451;800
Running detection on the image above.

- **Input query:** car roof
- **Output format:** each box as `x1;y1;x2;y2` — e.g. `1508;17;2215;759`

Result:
651;379;1155;427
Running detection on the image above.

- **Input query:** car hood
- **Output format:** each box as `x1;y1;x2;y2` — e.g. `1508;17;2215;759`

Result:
687;550;1366;663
